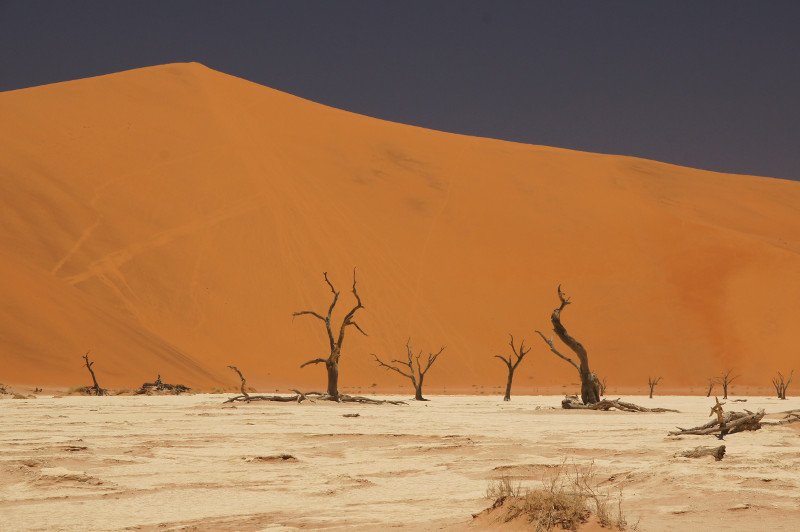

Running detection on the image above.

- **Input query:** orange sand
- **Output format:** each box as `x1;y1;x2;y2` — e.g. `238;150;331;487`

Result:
1;63;799;392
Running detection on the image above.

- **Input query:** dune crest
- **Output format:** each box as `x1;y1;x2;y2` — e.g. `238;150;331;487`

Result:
1;62;799;391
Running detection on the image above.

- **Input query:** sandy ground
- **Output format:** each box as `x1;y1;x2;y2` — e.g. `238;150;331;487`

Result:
1;394;798;531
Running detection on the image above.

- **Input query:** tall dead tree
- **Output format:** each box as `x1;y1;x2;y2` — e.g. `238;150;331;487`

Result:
81;352;105;396
293;270;366;401
772;370;793;400
536;285;600;404
494;334;531;401
647;376;662;399
719;369;738;399
373;339;445;401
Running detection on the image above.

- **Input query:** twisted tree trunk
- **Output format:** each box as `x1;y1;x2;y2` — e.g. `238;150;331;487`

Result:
536;286;599;404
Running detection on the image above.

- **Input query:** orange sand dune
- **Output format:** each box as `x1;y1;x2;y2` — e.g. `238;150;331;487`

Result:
1;62;799;393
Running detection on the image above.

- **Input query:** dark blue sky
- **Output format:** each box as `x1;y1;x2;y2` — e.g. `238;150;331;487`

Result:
2;1;799;180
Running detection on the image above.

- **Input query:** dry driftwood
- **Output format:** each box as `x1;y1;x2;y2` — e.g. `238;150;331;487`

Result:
669;409;765;436
676;445;726;461
561;396;678;413
136;374;190;395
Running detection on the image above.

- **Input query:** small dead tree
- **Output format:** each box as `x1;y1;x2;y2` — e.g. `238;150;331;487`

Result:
81;352;106;396
536;285;600;404
705;378;716;398
719;369;738;399
772;370;793;400
373;339;445;401
228;366;250;400
136;374;189;395
647;376;662;399
494;334;531;401
598;377;607;397
293;270;366;401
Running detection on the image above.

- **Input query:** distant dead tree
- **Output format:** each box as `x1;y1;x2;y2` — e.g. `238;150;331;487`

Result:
705;378;716;398
772;370;793;400
373;339;445;401
228;366;250;400
493;334;531;401
647;376;662;399
598;377;607;397
81;352;106;396
536;285;600;404
293;270;366;401
719;369;739;399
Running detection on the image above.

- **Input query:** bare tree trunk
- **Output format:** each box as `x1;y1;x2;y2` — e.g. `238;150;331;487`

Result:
503;372;514;401
415;373;425;401
706;379;715;397
326;360;339;399
536;286;599;404
648;376;661;399
720;370;738;400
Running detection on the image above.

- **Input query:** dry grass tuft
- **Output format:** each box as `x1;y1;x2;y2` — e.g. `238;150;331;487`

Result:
483;461;628;531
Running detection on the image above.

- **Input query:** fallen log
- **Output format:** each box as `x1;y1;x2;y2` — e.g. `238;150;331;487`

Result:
762;412;800;426
561;396;678;413
223;390;405;405
676;445;726;461
669;409;765;436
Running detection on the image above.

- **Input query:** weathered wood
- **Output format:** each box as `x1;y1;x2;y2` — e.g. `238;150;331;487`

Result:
536;286;600;404
561;396;678;413
669;409;765;436
494;334;531;401
677;445;726;461
293;270;366;400
719;369;738;399
373;339;445;401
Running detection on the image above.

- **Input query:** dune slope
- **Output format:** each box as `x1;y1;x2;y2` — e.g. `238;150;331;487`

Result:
1;62;799;392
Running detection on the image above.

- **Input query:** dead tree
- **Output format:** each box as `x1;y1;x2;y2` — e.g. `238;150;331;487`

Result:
705;378;716;397
719;369;738;399
647;376;662;399
772;370;793;400
81;352;106;396
598;377;607;397
493;334;531;401
373;339;445;400
293;270;366;401
536;285;600;404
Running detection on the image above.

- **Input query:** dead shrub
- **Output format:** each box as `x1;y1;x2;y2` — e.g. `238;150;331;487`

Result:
482;461;627;531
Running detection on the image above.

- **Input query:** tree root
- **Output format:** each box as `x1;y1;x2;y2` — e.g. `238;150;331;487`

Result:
669;409;765;436
561;396;678;412
676;445;726;460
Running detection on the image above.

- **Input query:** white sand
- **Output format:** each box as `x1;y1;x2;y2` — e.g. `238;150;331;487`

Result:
1;394;798;531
